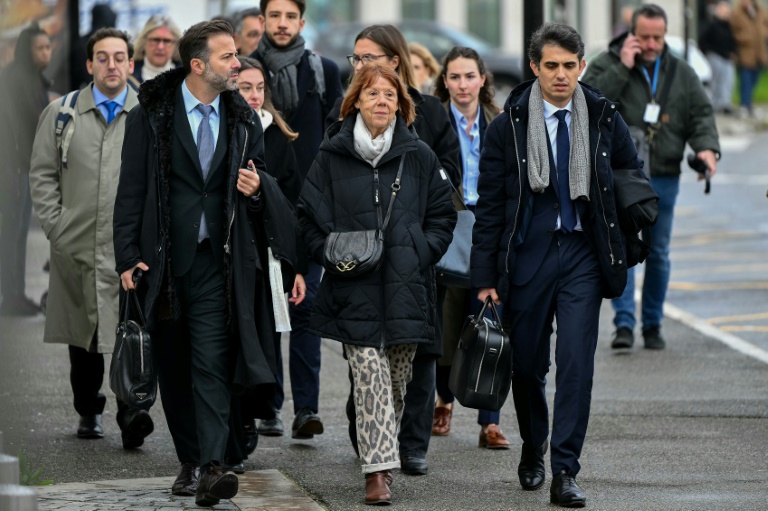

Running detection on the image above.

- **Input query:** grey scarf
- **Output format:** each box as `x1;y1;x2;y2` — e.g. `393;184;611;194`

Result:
527;79;591;201
353;113;396;168
257;35;306;114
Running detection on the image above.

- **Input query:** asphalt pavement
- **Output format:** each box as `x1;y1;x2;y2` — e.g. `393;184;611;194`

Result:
1;109;767;511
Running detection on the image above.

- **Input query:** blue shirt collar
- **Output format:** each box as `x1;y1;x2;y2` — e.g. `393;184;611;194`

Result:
92;84;128;108
182;79;220;116
543;98;573;119
449;101;480;129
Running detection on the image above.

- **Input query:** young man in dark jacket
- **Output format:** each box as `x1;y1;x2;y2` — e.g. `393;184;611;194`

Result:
250;0;343;441
113;20;300;506
472;23;643;507
582;4;719;350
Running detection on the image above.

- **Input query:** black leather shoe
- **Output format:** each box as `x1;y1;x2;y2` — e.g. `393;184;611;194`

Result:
121;409;154;449
258;412;284;436
643;327;666;350
243;419;258;455
196;464;239;507
171;463;199;496
550;469;586;508
222;460;245;474
611;327;634;349
518;441;547;490
291;408;324;439
400;455;428;476
77;415;104;439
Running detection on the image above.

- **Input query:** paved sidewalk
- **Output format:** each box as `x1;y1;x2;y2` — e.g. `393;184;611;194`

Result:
36;471;323;511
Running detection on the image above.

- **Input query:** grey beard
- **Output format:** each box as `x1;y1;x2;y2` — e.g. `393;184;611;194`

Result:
204;65;236;92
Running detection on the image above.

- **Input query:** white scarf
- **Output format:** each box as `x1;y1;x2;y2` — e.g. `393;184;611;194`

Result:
353;113;396;167
257;108;274;131
141;60;174;82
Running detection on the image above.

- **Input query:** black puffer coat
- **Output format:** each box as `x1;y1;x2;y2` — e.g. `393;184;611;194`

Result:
298;114;456;348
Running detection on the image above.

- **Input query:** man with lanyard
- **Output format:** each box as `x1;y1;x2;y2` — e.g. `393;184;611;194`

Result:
582;3;719;351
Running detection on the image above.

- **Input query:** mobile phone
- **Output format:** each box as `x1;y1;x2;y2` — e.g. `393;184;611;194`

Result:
247;162;255;172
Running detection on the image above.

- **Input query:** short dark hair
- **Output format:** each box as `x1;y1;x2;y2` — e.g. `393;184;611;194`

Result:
87;28;133;61
528;22;584;65
178;19;234;74
631;4;668;32
434;46;496;110
259;0;305;17
234;7;262;33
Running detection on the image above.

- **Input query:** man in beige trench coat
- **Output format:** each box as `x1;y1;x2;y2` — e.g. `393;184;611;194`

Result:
29;28;154;448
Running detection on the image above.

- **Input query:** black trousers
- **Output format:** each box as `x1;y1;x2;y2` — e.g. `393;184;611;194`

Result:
155;245;234;467
505;232;602;477
68;344;130;427
0;173;32;300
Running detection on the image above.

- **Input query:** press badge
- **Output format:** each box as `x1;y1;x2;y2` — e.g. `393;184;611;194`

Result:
643;103;661;124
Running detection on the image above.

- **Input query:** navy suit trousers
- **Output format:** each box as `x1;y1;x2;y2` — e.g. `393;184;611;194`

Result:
504;231;602;477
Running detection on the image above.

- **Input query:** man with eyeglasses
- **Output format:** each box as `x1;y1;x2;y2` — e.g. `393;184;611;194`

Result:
29;28;155;450
233;8;264;57
249;0;342;441
132;14;181;85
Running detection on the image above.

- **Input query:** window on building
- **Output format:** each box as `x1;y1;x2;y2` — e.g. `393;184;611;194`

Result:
467;0;501;47
402;0;435;20
305;0;356;26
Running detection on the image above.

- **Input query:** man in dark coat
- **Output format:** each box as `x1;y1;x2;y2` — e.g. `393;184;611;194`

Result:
471;23;644;507
113;20;300;507
0;23;51;316
250;0;343;441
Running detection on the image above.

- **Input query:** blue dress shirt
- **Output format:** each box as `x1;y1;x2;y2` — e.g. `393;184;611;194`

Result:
182;79;220;148
92;85;128;124
450;102;481;206
543;99;582;231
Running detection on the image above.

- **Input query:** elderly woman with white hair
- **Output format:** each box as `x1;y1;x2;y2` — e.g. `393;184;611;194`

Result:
131;14;181;85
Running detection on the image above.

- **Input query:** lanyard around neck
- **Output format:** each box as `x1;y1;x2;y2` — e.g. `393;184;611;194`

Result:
640;58;661;98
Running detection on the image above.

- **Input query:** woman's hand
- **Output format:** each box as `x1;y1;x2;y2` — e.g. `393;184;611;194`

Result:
289;273;306;305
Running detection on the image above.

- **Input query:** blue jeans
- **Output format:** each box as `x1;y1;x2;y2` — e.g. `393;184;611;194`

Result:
738;67;762;110
612;175;680;332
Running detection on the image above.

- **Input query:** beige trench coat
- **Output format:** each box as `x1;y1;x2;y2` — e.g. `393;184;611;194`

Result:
29;84;138;353
731;2;768;68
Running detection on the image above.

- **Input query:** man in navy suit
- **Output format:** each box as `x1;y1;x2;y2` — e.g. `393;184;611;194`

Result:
471;23;643;508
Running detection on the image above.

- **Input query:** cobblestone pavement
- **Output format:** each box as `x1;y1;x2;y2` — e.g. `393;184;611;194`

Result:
36;471;323;511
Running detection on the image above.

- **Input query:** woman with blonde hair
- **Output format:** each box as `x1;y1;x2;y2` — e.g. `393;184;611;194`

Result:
132;14;181;84
408;42;440;94
299;63;455;504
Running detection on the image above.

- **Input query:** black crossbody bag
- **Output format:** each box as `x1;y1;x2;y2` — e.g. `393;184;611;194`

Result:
323;155;404;277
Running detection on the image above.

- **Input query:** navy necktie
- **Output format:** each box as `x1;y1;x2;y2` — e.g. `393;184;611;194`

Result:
195;103;215;242
554;109;576;232
105;101;118;124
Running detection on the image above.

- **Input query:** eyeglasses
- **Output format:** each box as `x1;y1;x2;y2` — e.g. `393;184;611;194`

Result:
346;53;389;67
147;37;175;46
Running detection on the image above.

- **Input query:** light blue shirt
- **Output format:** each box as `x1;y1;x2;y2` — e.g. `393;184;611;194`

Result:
182;79;220;148
92;84;128;123
543;99;581;231
450;102;481;206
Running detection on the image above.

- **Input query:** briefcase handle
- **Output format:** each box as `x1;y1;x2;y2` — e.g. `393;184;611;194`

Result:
477;295;503;328
120;270;147;328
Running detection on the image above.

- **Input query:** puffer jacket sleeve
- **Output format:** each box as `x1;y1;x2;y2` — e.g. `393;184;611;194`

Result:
297;151;333;265
421;147;457;263
681;65;720;155
610;111;642;171
471;113;510;289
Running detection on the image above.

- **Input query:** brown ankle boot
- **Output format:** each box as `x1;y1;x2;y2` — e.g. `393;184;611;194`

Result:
365;470;392;505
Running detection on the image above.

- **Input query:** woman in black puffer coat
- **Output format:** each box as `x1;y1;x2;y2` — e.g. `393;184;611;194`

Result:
298;63;455;505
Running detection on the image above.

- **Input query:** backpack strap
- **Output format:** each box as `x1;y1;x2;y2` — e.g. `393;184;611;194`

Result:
307;51;327;116
55;89;81;170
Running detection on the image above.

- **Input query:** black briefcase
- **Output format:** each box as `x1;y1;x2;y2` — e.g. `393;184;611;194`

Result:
110;276;156;411
448;297;513;411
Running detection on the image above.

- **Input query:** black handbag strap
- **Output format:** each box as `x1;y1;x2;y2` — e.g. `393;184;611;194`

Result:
373;154;405;232
478;295;504;327
120;272;147;328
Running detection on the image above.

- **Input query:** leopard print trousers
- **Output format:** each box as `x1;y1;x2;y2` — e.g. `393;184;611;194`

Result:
345;343;418;474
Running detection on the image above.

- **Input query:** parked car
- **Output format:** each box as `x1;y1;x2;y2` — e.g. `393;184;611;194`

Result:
313;20;523;100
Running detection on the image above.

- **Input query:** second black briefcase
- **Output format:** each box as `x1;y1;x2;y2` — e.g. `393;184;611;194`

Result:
448;296;513;411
